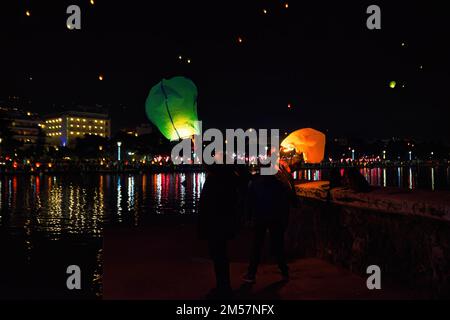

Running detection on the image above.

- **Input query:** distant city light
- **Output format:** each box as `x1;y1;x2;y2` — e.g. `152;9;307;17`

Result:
117;141;122;161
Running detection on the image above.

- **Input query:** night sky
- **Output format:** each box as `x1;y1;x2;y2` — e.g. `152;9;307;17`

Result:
1;1;449;140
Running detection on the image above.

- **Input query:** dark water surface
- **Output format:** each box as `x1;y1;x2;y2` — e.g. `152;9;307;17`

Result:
0;167;448;298
0;173;205;298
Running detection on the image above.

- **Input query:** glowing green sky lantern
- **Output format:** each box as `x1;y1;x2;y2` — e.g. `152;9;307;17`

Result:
389;81;396;89
145;76;199;141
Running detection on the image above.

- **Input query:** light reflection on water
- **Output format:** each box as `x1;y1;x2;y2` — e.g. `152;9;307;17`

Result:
0;172;205;298
294;166;450;191
1;172;207;235
0;167;445;298
0;168;445;239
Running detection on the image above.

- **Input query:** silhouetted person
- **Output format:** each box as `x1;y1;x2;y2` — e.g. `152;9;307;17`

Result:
243;163;296;283
343;167;371;192
329;167;343;189
198;165;239;298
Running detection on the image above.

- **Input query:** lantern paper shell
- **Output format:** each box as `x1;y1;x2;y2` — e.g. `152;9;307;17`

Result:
281;128;326;163
145;76;200;141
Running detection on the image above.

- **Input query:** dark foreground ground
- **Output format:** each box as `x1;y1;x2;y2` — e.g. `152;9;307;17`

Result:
103;222;425;300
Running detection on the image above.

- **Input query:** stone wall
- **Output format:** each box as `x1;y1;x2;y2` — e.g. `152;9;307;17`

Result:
286;181;450;298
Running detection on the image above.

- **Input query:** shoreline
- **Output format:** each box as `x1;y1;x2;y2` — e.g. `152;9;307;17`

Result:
0;161;448;176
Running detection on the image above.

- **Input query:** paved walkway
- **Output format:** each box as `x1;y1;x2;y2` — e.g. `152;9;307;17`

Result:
103;223;423;300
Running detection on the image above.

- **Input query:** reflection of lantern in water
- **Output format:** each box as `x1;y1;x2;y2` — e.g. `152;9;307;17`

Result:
281;128;326;163
145;76;199;141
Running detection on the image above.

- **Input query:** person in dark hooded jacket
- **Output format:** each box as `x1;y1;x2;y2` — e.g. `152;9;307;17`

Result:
243;162;296;283
198;164;239;298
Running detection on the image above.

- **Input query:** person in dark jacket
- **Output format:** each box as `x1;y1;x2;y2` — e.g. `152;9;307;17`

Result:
243;161;296;283
343;167;371;192
198;164;239;298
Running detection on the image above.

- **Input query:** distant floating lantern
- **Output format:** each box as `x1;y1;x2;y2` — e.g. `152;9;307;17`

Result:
281;128;326;163
145;76;200;141
389;81;396;89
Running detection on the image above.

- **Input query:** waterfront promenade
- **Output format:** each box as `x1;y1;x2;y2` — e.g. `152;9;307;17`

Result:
103;223;424;300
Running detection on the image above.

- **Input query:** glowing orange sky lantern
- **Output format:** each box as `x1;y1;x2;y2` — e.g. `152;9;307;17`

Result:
281;128;326;163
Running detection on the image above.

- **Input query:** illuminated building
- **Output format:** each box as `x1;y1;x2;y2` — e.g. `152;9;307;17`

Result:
44;111;111;146
0;106;44;149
